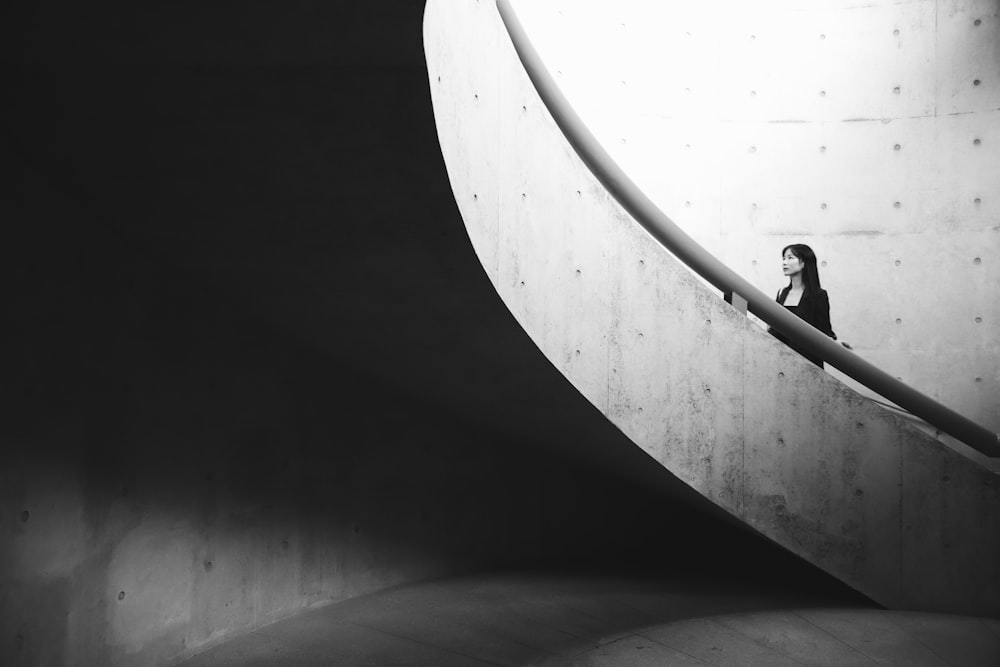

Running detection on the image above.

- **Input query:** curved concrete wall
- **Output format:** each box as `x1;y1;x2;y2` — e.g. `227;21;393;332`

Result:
496;0;1000;432
426;0;1000;614
7;3;794;666
5;224;698;666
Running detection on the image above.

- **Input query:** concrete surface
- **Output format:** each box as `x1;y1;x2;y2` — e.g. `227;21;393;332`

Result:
3;2;886;666
4;1;996;665
498;0;1000;433
179;572;1000;666
425;0;1000;614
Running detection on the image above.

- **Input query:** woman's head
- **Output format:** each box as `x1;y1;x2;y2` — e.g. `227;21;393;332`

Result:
781;243;822;292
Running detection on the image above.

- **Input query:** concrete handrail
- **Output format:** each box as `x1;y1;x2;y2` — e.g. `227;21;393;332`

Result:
495;0;1000;458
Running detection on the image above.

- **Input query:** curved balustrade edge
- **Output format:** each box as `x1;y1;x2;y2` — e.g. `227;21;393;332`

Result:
495;0;999;457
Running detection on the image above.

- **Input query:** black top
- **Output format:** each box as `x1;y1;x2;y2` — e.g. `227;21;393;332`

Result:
770;287;836;367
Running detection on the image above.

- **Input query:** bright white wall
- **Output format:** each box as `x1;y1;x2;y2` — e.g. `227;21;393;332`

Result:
510;0;1000;431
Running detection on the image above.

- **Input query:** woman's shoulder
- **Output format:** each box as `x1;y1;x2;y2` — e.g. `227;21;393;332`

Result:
803;288;830;306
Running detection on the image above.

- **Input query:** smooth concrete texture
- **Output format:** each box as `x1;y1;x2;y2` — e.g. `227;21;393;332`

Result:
5;225;731;665
496;0;1000;433
1;2;895;666
179;572;1000;666
424;0;1000;614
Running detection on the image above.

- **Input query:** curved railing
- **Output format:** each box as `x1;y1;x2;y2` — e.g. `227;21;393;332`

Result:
495;0;1000;458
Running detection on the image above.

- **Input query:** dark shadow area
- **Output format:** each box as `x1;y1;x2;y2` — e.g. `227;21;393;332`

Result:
4;2;872;665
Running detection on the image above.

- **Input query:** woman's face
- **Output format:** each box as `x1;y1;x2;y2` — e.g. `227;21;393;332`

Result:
782;249;804;277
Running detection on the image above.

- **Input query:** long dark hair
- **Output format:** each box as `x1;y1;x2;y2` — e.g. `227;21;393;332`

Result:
782;243;822;295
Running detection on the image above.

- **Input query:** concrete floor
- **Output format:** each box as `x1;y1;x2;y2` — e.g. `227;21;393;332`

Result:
179;572;1000;666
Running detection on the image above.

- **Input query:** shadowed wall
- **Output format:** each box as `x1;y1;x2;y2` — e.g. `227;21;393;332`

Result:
4;2;864;666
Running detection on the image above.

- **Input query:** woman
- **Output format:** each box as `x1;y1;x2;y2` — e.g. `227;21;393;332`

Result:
769;244;837;368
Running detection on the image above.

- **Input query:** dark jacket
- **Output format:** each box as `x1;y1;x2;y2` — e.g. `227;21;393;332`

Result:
770;287;836;367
